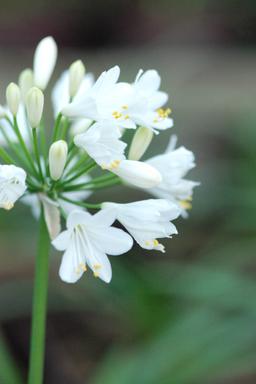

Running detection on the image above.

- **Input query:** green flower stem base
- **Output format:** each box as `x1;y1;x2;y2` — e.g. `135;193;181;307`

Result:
28;208;51;384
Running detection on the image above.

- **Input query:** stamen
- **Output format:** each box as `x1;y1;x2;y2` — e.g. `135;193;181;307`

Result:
112;111;122;119
156;108;172;119
3;201;14;210
180;198;192;210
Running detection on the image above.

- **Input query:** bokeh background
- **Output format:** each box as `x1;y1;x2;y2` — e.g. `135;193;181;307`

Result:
0;1;256;383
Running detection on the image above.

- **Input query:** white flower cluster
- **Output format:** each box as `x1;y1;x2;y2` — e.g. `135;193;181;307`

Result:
0;37;199;284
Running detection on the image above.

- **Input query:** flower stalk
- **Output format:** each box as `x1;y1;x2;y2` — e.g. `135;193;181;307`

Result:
28;209;51;384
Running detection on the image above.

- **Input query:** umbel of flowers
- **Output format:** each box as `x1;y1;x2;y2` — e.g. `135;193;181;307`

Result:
0;37;199;383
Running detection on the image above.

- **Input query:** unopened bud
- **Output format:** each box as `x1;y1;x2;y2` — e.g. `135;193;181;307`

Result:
128;127;153;161
19;68;34;100
49;140;68;180
6;83;21;116
69;60;85;98
25;87;44;128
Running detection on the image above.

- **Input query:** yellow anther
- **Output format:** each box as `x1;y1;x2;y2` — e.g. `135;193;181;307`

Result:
153;239;159;246
124;114;129;120
80;263;87;271
180;199;192;210
93;271;99;278
157;107;171;119
122;105;128;110
145;240;151;246
94;264;101;270
112;111;122;119
3;202;14;210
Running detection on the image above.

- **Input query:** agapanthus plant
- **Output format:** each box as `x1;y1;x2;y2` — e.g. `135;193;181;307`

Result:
0;36;198;383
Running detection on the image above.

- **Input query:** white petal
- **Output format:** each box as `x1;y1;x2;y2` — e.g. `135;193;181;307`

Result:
52;230;70;251
90;227;133;255
135;69;161;92
86;248;112;283
67;210;92;229
41;198;61;240
91;208;117;227
34;36;57;90
59;246;84;283
112;160;162;189
51;70;69;116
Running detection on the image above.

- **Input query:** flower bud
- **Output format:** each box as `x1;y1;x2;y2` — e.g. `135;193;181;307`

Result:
69;60;85;98
6;83;21;116
49;140;68;180
25;87;44;128
19;68;34;100
128;127;153;161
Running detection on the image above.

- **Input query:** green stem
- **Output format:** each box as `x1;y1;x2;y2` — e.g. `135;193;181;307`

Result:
63;177;121;192
28;209;51;384
0;147;15;164
12;117;38;177
52;113;62;142
32;128;44;181
65;152;89;176
61;161;96;186
59;195;102;209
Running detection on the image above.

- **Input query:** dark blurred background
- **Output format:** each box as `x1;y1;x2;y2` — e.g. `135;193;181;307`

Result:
1;1;256;383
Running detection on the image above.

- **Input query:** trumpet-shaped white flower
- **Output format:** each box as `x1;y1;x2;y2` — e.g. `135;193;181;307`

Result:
0;165;26;210
74;121;126;168
62;66;137;128
103;199;180;252
33;36;57;90
147;140;199;215
62;67;173;132
105;69;173;132
110;160;162;189
52;209;133;283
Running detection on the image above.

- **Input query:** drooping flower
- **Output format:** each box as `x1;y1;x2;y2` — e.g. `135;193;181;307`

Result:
103;199;180;252
0;165;26;210
110;159;162;189
147;139;199;216
52;209;133;283
33;36;58;90
74;121;126;168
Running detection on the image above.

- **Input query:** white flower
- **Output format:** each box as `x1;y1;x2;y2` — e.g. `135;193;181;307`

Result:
74;121;126;168
0;165;26;210
33;36;57;90
105;69;173;132
103;199;180;252
110;160;162;189
62;67;173;132
52;70;94;117
147;139;199;216
62;66;137;127
52;209;133;283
